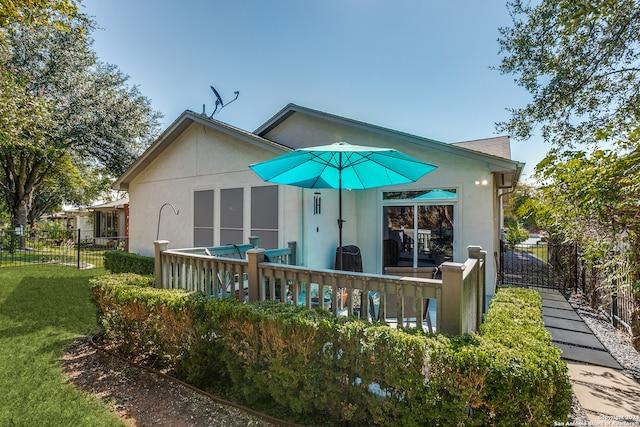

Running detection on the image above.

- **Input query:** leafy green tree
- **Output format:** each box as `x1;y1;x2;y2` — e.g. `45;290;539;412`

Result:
505;220;530;247
0;0;78;32
0;12;161;229
27;155;113;225
504;182;541;231
497;0;640;150
498;0;640;349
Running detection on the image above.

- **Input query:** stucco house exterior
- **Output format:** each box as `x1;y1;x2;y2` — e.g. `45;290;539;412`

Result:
112;104;523;295
41;207;93;240
89;198;129;248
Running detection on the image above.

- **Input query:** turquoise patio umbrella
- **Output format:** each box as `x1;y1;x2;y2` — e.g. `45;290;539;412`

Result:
249;141;437;269
413;189;456;200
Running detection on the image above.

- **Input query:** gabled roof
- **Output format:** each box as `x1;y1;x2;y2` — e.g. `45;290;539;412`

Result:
451;136;511;159
113;105;525;192
112;111;288;191
255;104;524;173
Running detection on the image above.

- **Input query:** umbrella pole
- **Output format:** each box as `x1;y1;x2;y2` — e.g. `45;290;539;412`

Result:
338;156;344;271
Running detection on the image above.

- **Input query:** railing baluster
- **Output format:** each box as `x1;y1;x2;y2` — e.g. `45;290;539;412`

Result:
155;242;488;334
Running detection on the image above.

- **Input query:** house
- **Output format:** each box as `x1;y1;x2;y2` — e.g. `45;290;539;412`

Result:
112;104;523;295
41;207;93;240
89;198;129;248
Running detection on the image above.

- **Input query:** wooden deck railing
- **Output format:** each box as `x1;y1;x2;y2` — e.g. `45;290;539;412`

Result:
153;238;486;335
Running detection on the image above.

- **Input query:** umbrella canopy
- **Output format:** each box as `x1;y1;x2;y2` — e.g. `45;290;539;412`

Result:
250;141;436;190
249;141;437;269
413;189;457;200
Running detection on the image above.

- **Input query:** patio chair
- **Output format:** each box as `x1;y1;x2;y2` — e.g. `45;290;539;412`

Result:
383;266;439;331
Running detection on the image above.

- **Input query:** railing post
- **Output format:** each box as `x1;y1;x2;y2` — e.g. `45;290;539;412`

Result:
247;248;266;301
249;236;259;248
287;241;297;265
440;261;466;335
479;250;487;315
154;240;169;288
468;245;486;325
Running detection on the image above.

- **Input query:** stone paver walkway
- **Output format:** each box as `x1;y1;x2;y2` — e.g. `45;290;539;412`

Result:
538;289;640;423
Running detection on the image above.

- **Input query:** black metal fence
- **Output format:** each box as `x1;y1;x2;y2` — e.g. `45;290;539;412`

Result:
500;241;574;290
0;228;127;269
500;239;637;333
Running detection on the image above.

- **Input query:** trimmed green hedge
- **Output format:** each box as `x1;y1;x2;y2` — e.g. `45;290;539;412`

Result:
103;251;154;275
90;277;572;426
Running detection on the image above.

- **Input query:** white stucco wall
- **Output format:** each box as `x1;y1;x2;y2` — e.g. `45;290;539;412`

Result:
127;122;303;258
264;112;500;291
125;111;514;295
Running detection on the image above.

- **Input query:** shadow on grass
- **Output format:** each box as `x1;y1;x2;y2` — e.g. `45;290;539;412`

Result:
0;265;123;426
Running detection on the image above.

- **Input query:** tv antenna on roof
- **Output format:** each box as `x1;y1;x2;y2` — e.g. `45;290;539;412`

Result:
202;85;239;118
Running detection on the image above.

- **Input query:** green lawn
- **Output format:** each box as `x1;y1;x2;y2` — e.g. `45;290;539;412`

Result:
0;265;125;426
517;243;549;262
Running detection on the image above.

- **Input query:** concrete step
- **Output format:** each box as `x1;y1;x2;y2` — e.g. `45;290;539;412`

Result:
571;382;640;417
543;306;582;321
538;290;566;301
542;299;574;310
546;327;605;350
543;315;593;334
555;343;622;369
567;362;640;393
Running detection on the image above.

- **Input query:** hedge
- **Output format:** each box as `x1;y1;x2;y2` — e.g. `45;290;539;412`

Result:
90;276;572;426
103;250;154;275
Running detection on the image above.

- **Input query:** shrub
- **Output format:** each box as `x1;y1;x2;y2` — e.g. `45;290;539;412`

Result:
104;250;154;275
90;273;199;369
90;276;571;426
505;220;530;247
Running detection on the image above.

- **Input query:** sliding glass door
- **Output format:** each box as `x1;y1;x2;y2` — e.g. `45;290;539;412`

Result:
382;190;455;269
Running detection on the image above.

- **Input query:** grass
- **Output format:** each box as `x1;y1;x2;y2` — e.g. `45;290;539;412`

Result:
0;265;125;426
0;247;107;269
518;243;549;262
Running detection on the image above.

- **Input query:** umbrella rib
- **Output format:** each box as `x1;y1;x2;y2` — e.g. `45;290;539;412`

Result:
344;152;434;188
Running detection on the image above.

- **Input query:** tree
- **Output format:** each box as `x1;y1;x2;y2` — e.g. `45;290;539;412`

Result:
497;0;640;150
503;182;541;231
27;155;113;225
0;12;161;228
498;0;640;349
0;0;78;32
505;220;530;247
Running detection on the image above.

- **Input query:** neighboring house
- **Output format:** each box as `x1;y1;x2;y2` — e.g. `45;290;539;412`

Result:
89;198;129;248
42;208;93;240
112;104;523;295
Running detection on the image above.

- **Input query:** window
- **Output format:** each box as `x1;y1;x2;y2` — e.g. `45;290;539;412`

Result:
193;186;279;249
251;186;278;249
96;210;118;237
220;188;243;244
194;190;214;246
382;189;456;268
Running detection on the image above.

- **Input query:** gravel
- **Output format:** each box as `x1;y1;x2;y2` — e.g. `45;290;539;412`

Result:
567;291;640;381
564;290;640;424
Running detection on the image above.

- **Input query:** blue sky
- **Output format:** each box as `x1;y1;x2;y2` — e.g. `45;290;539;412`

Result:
82;0;545;179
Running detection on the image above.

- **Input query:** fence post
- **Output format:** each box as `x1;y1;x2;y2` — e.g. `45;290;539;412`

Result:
440;261;466;335
288;241;297;265
574;242;579;292
611;278;618;328
247;248;266;301
77;228;81;269
249;236;259;248
154;240;169;288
